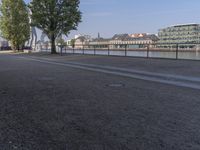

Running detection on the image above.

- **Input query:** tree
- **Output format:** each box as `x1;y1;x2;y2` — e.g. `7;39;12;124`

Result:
56;36;65;46
29;0;81;54
70;39;76;48
0;0;30;51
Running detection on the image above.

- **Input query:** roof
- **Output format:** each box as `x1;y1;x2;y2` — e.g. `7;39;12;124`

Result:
159;23;200;31
112;34;129;40
76;36;86;41
173;23;199;27
92;38;111;42
112;34;159;41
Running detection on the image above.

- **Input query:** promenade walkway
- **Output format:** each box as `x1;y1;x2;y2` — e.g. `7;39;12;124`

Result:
0;53;200;150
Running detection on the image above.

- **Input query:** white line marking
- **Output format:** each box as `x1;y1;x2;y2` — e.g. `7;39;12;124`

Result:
19;56;200;90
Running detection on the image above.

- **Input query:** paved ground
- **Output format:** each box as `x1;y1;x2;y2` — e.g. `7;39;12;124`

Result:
0;53;200;150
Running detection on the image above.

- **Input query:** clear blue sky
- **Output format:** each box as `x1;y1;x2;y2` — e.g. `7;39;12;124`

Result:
25;0;200;39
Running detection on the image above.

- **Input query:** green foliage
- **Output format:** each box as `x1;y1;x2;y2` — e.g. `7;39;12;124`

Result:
0;0;30;51
70;39;76;48
29;0;81;54
56;37;65;46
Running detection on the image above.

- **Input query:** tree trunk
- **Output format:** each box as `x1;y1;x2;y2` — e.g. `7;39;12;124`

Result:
51;34;57;54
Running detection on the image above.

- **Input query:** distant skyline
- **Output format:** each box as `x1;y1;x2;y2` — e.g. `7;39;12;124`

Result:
25;0;200;39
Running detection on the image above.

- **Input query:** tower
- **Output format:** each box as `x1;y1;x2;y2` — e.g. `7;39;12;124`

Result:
98;32;100;39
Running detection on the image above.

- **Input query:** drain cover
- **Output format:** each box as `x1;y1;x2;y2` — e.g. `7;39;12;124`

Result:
107;83;125;87
0;90;7;95
38;77;54;81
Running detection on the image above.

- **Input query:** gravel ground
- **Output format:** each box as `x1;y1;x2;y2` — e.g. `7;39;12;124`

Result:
0;53;200;150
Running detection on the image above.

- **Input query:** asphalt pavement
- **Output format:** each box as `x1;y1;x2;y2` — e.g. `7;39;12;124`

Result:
0;53;200;150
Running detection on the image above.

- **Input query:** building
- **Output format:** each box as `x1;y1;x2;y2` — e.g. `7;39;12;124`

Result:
75;34;82;39
74;36;91;49
36;40;51;51
66;40;72;48
0;36;9;50
158;24;200;48
74;33;159;49
88;38;110;49
109;34;129;49
110;33;158;49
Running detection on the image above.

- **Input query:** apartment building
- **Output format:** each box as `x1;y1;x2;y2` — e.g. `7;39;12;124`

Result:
158;24;200;48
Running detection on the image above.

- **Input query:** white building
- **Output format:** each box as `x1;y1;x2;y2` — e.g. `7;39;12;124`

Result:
0;36;9;49
75;34;91;40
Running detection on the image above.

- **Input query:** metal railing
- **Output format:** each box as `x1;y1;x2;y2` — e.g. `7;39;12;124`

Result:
40;43;200;61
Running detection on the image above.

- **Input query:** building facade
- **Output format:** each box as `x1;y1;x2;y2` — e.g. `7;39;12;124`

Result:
74;33;159;49
74;36;91;49
0;36;9;50
109;33;158;49
88;38;110;49
158;24;200;48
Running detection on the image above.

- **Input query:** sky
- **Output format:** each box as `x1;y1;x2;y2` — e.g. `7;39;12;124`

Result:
25;0;200;39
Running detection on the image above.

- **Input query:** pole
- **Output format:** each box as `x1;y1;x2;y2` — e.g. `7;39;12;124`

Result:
125;45;127;56
147;45;150;58
83;45;84;55
108;46;110;56
60;46;62;56
176;44;178;60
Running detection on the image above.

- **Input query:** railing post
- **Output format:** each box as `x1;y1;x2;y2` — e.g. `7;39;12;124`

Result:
108;46;110;56
73;47;75;54
83;45;85;55
60;46;62;56
125;45;127;56
94;46;96;55
147;44;150;58
176;44;179;60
